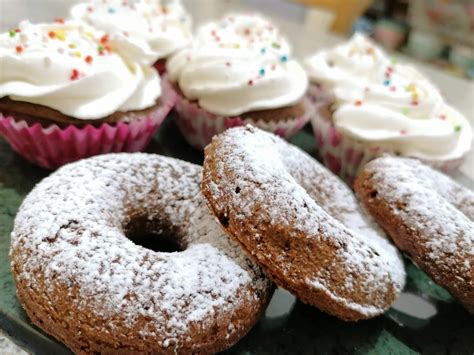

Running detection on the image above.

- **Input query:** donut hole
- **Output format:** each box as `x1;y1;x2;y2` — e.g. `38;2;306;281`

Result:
124;215;186;253
129;233;182;253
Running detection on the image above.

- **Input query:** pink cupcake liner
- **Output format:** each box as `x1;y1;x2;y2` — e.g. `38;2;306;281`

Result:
310;102;465;185
170;83;312;150
0;79;176;170
307;83;334;105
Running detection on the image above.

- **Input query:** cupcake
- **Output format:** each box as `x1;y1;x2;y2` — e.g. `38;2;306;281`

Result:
0;20;175;169
305;34;472;182
166;14;311;150
71;0;192;74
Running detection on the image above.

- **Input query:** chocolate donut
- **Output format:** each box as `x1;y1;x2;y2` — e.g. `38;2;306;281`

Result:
201;126;405;321
10;153;273;354
355;156;473;312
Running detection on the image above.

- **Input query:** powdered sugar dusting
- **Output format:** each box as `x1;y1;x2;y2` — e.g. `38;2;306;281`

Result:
204;125;405;318
10;153;271;350
306;278;382;316
361;156;473;284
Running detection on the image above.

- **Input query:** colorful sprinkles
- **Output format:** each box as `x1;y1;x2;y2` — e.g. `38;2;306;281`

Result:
383;65;394;86
200;15;292;85
70;69;80;81
324;38;468;139
79;0;189;36
9;29;20;37
4;22;120;82
55;30;66;41
100;34;109;44
405;83;419;106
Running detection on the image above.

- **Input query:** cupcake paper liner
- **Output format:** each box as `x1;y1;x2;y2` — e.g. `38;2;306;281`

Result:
170;83;312;150
0;79;176;170
310;101;465;184
307;83;333;104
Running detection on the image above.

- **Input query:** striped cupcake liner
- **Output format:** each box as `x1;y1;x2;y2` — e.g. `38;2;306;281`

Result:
170;82;312;150
0;78;176;170
309;101;465;185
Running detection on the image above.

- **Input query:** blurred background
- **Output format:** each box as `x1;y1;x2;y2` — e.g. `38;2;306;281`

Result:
1;0;473;79
301;0;474;80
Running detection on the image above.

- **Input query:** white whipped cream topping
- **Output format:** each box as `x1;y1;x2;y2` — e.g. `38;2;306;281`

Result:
71;0;192;61
167;14;308;116
305;34;472;161
0;21;161;120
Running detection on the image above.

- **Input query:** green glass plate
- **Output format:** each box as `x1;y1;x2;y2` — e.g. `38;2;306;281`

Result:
0;118;473;354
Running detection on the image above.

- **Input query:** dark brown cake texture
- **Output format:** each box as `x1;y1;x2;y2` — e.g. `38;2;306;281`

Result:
10;153;273;354
355;156;474;313
0;96;163;128
171;82;308;123
201;125;406;321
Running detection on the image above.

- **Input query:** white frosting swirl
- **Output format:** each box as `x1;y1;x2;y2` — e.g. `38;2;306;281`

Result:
71;0;192;61
167;14;308;116
305;34;472;161
0;21;161;120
